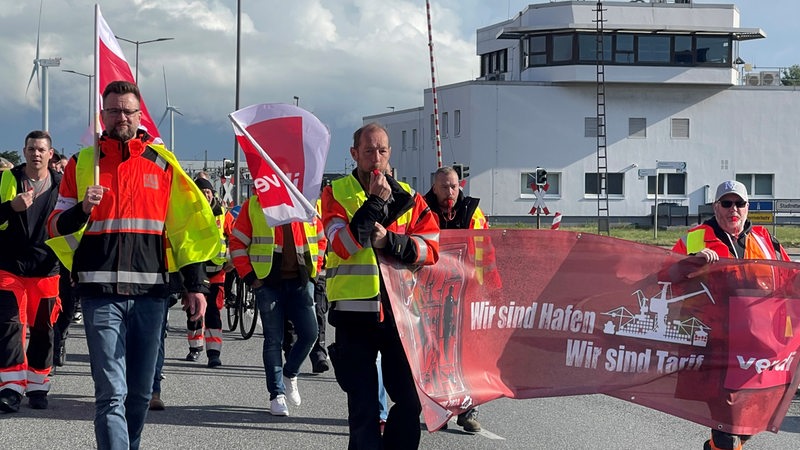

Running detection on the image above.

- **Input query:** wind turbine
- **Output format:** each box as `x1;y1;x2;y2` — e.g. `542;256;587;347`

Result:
26;0;61;132
157;66;182;151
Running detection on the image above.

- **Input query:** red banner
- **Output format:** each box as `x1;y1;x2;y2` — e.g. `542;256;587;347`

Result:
380;229;800;434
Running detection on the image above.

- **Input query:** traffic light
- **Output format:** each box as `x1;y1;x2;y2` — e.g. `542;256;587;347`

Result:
535;167;547;186
452;163;470;180
222;159;234;177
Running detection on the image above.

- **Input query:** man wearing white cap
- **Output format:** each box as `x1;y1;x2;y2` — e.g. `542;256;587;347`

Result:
672;180;790;450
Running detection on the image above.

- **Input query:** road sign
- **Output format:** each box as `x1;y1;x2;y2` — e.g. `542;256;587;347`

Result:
637;168;657;178
748;212;773;224
748;201;774;211
656;161;686;172
775;199;800;212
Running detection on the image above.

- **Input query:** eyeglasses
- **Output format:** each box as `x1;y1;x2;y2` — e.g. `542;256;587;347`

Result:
104;108;140;117
719;200;748;208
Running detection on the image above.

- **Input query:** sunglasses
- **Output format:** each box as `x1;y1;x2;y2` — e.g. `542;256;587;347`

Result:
718;200;747;208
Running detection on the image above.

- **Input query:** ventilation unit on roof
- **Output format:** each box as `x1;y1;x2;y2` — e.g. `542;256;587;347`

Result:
745;73;761;86
760;71;781;86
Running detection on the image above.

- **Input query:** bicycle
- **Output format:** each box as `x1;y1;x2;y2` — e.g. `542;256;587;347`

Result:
237;276;259;339
225;272;239;332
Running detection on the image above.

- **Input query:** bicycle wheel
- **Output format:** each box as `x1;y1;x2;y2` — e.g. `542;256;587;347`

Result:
239;280;259;339
226;275;239;332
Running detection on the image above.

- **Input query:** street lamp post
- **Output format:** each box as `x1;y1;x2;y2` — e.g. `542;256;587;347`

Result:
293;96;299;106
114;35;174;83
63;69;94;126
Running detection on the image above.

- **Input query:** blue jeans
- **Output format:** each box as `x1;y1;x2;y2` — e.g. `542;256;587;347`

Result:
152;299;171;393
83;295;167;450
254;279;318;399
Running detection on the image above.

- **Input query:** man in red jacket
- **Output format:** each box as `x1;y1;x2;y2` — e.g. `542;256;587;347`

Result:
672;180;789;450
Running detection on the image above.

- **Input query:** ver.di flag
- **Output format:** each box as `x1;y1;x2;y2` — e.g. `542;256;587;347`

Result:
229;103;330;226
90;4;160;142
380;229;800;435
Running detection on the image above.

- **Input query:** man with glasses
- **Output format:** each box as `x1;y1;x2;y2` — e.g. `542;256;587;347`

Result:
47;80;219;449
672;180;790;450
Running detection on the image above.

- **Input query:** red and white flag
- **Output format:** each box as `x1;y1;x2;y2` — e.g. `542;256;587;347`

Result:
229;103;330;226
92;5;160;141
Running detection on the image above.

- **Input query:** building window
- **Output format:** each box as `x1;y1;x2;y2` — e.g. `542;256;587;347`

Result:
430;114;435;140
442;112;449;138
401;130;407;151
412;177;417;191
585;173;624;196
736;174;773;196
585;117;598;137
638;35;671;63
522;32;731;68
578;33;612;63
454;110;461;136
521;172;560;196
628;117;646;138
614;34;635;64
647;173;687;196
671;118;690;139
481;49;508;77
551;34;573;64
695;36;730;64
525;35;548;67
673;35;693;65
412;129;418;150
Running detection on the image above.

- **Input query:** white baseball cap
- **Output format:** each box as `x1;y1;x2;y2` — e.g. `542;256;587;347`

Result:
714;180;749;203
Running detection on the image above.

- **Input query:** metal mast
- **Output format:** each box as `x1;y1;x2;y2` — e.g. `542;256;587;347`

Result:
595;1;609;234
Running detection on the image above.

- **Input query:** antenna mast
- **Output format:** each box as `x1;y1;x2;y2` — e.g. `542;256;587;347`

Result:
425;0;443;168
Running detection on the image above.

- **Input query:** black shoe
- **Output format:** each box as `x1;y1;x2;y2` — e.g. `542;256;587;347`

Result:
207;350;222;368
27;391;48;410
312;359;330;374
456;409;481;433
54;342;66;367
0;389;22;413
186;350;201;362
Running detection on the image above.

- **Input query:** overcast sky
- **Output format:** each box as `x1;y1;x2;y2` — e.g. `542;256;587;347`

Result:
1;0;797;172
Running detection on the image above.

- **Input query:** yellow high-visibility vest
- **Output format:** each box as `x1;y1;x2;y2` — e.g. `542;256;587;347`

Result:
247;195;320;279
0;170;18;231
326;175;412;310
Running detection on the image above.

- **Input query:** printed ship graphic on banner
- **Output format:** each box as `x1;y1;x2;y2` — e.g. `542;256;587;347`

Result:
602;282;713;348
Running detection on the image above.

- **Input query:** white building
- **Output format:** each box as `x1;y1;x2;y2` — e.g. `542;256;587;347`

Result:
367;0;800;224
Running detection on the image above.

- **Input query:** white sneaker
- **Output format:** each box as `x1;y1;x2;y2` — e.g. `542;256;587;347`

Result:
283;375;301;406
269;394;289;416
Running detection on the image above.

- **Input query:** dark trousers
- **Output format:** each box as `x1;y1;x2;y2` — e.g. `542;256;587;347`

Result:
330;320;421;450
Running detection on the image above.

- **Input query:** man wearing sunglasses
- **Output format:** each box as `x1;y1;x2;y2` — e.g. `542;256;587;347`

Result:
672;180;790;450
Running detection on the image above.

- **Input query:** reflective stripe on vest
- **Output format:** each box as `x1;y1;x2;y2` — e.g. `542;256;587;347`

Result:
206;212;228;273
0;170;18;230
46;144;220;273
246;195;320;279
326;175;413;309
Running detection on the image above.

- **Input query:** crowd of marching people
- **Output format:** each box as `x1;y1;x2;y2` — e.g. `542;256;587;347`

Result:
2;80;796;450
0;82;468;449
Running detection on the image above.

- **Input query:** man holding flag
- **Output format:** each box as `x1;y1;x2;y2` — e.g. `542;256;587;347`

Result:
322;122;440;449
47;81;219;449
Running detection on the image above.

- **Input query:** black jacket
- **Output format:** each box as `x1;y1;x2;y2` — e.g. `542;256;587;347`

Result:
423;188;480;230
0;165;61;277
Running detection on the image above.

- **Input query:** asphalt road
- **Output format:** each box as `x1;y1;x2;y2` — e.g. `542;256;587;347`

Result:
2;306;799;450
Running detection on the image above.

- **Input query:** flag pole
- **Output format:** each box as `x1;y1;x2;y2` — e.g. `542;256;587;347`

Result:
93;4;100;185
227;114;317;218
